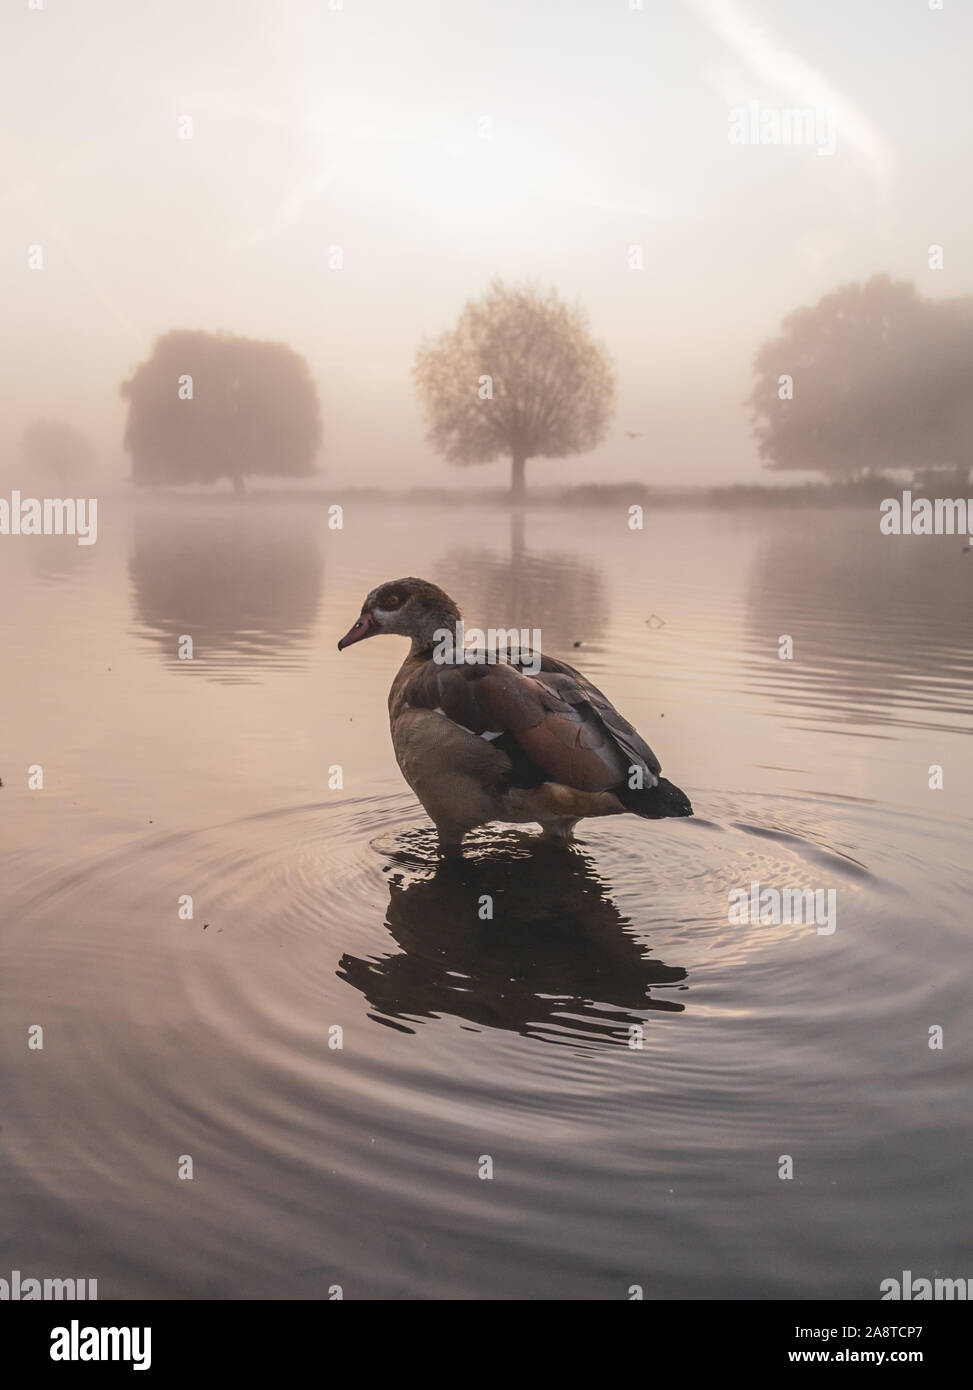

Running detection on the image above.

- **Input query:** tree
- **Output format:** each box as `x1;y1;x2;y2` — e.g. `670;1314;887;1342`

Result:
748;275;973;482
121;330;322;492
22;420;94;489
414;280;616;502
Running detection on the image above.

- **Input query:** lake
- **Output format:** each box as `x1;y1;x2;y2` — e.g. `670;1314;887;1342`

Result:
1;496;971;1299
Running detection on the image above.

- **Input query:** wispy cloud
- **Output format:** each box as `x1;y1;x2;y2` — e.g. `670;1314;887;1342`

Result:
685;0;894;185
227;163;349;250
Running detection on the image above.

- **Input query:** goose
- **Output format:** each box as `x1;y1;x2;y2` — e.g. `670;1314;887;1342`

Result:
337;577;692;852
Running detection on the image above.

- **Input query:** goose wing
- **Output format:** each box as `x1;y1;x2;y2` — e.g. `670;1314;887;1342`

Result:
400;650;661;794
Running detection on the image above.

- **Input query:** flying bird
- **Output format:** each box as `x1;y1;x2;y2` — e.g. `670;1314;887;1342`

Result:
337;578;692;853
625;431;642;439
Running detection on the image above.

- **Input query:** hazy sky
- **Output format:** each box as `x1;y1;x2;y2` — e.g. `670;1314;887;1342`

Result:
3;0;971;489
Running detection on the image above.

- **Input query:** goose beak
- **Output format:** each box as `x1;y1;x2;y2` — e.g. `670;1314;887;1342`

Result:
337;612;377;650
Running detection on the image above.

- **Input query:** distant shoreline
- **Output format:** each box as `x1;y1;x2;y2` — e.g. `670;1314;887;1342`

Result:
105;476;955;510
10;475;968;512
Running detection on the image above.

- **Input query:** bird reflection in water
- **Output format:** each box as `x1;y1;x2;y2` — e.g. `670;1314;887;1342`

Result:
338;834;688;1046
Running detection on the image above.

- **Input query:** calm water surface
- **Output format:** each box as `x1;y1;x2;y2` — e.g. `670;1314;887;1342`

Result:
2;499;971;1298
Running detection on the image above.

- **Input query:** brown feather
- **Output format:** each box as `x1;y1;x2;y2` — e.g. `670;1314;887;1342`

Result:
392;648;660;796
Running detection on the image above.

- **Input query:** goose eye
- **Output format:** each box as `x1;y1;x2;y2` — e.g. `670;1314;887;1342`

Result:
385;594;400;609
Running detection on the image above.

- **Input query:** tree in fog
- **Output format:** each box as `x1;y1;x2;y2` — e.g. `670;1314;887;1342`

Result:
22;420;94;489
121;330;322;492
910;294;973;490
414;280;616;502
748;275;973;484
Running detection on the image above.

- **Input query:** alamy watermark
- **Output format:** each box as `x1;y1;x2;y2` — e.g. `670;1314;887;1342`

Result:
50;1320;151;1371
0;490;98;545
728;880;836;935
880;491;973;538
728;102;837;157
881;1270;972;1300
432;621;542;675
1;1269;97;1299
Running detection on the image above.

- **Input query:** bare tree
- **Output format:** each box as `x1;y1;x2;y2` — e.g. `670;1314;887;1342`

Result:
414;280;616;502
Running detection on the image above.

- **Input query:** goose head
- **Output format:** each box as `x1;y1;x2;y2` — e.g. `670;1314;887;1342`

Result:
337;577;462;655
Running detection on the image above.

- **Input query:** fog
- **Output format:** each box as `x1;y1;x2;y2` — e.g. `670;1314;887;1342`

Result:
3;0;970;489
